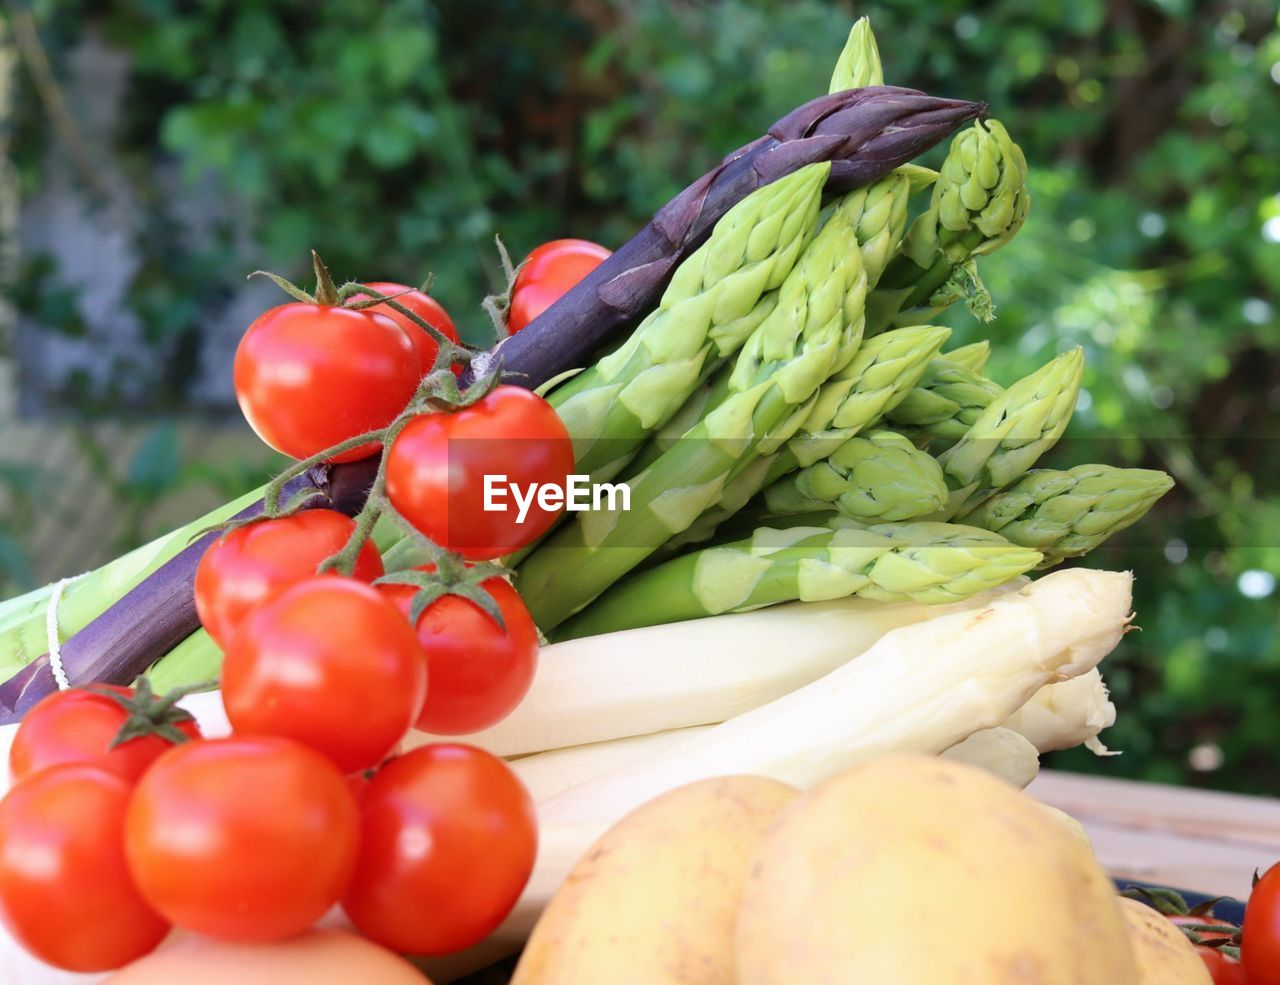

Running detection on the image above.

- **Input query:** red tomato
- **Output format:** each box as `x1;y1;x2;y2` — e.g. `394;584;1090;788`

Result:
9;685;200;785
0;765;169;971
347;770;372;801
233;303;419;462
124;736;359;942
1244;863;1280;984
341;744;537;955
194;510;384;649
385;385;574;560
351;282;461;376
381;573;537;734
508;239;611;334
1198;947;1248;984
221;578;427;773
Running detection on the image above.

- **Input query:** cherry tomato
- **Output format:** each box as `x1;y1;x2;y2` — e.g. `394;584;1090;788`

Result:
222;577;427;774
233;303;419;462
347;770;372;801
9;684;200;785
381;572;537;734
385;386;574;560
1244;862;1280;984
195;510;384;649
508;239;611;334
0;765;169;971
341;744;537;954
125;736;359;942
1197;947;1248;984
351;282;461;376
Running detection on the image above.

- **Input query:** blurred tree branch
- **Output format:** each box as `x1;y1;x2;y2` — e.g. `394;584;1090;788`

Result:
6;1;107;202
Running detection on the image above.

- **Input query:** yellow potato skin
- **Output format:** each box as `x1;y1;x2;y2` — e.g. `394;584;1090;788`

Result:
512;775;798;985
1119;897;1214;984
735;754;1140;985
1039;802;1094;853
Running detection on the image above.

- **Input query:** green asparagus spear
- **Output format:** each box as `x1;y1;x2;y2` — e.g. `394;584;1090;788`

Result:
675;325;952;549
829;17;884;91
516;190;872;631
940;340;991;373
905;118;1030;267
148;628;223;693
826;18;939;198
958;464;1174;567
786;324;953;467
885;353;1005;441
554;518;1042;638
867;119;1029;333
937;347;1084;516
624;170;914;479
653;324;953;557
849;172;913;293
548;162;829;480
763;429;948;522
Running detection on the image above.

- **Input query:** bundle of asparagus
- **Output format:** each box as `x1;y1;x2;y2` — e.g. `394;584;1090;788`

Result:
0;16;1168;734
515;120;1164;635
511;33;1170;637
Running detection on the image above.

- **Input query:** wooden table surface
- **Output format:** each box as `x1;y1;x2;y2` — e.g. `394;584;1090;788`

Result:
1030;770;1280;901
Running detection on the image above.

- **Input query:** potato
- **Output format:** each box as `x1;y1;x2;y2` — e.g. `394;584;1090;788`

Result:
1119;897;1213;984
511;775;797;985
106;930;429;984
735;754;1139;984
1039;802;1094;853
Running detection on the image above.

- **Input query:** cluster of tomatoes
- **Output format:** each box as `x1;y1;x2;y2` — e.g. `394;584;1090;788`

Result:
1146;868;1280;985
0;239;611;974
0;679;536;972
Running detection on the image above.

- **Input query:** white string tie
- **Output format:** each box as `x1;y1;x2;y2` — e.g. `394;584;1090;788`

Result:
46;574;87;691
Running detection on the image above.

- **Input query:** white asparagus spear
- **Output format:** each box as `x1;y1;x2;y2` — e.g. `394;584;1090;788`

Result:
508;660;1115;800
941;727;1041;788
510;704;1060;804
537;568;1131;824
421;567;1134;981
510;729;705;804
1002;667;1118;754
515;723;1042;804
412;580;1028;757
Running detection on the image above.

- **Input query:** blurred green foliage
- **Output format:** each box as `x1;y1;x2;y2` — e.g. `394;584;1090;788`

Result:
5;0;1279;792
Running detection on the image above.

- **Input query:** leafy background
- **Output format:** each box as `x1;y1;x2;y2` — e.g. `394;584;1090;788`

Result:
2;0;1278;792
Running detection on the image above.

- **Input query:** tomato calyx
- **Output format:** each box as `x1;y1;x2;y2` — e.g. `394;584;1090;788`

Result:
1185;937;1243;961
248;249;345;306
375;558;512;631
250;252;472;374
480;235;523;339
87;677;208;748
1121;886;1243;958
345;285;473;376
